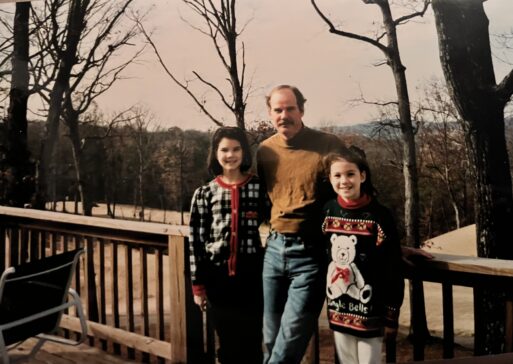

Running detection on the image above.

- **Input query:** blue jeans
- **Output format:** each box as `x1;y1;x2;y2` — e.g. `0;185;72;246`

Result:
263;231;327;364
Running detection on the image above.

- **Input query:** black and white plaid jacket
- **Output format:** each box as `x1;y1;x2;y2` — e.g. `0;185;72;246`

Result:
188;174;265;295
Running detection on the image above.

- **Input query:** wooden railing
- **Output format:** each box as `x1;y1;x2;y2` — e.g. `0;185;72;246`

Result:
0;205;207;364
2;206;513;363
404;252;513;362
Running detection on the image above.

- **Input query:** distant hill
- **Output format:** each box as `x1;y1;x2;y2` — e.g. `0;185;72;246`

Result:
321;116;513;137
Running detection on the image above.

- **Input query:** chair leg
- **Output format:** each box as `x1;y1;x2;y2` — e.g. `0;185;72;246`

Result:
36;288;88;346
69;288;88;343
26;337;47;362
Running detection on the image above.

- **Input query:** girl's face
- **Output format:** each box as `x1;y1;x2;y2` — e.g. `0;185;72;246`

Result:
329;158;366;202
216;137;243;174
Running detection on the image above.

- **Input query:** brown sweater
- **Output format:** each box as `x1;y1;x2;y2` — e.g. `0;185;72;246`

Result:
256;126;345;238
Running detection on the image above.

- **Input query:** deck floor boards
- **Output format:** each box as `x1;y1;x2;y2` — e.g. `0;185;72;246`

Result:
6;338;138;364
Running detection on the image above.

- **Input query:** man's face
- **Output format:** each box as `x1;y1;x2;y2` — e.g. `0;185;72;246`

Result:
268;88;304;140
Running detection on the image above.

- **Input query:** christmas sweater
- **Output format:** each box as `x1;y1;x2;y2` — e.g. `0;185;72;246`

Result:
322;196;404;338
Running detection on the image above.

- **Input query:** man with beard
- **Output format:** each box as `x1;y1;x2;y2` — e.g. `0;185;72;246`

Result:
257;85;346;363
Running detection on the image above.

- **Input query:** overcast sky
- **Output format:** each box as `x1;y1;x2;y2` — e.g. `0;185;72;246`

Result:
5;0;512;131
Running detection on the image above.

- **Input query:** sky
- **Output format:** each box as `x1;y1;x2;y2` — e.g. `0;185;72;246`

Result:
3;0;513;131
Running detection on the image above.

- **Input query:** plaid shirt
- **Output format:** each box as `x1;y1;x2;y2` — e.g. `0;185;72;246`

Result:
189;174;265;294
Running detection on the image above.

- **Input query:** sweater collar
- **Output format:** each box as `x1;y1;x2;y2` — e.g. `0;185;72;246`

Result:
337;193;372;209
215;173;252;189
275;124;309;148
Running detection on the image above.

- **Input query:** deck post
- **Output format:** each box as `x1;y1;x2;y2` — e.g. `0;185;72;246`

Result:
168;235;187;363
505;295;513;352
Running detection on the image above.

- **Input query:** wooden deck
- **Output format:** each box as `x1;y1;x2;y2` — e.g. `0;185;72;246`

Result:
7;338;138;364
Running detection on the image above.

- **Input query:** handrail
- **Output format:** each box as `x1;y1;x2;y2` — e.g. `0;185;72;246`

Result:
412;252;513;278
0;206;187;237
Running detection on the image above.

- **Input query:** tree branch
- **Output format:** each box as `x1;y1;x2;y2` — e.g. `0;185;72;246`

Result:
394;0;431;26
138;20;223;127
310;0;389;55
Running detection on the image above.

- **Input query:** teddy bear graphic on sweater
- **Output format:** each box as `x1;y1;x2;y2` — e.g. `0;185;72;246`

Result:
327;234;372;304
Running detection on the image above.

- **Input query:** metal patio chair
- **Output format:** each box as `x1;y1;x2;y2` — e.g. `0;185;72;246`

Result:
0;249;87;364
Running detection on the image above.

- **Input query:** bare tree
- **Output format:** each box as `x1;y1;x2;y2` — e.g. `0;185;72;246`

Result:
311;0;431;354
26;0;144;214
125;107;157;221
417;80;470;230
139;0;250;129
432;0;513;354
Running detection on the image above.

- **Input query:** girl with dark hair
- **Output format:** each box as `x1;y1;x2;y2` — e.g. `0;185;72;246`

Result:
189;126;265;364
321;147;404;364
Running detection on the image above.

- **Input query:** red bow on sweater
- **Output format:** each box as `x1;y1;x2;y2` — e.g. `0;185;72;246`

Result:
331;267;351;284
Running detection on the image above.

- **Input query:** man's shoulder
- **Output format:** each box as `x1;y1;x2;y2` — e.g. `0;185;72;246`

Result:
259;133;279;147
257;134;280;157
307;127;341;141
303;127;344;152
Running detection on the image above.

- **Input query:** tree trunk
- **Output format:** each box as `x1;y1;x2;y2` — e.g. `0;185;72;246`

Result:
67;113;94;216
377;1;430;350
5;2;33;207
432;0;513;354
34;0;89;209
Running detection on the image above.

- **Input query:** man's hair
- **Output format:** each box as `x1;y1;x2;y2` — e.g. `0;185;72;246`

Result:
207;126;252;176
266;85;307;112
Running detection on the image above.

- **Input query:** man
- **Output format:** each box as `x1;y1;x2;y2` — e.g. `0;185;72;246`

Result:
257;85;345;363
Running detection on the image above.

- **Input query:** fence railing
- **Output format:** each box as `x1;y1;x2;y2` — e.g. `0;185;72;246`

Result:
2;206;513;363
404;252;513;362
0;205;207;364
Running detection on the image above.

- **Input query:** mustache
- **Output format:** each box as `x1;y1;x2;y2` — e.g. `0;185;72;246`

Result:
278;119;294;126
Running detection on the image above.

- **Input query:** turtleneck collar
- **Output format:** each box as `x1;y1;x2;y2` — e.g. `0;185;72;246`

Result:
275;123;308;148
337;193;372;210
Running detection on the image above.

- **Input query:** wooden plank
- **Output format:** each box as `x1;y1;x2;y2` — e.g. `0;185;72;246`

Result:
0;225;5;271
140;247;150;362
124;245;135;360
111;241;121;356
74;235;82;295
426;253;513;278
155;249;165;341
99;238;108;351
60;315;171;360
0;205;187;236
17;222;169;247
505;298;513;352
29;229;39;260
442;283;455;359
168;235;187;363
10;228;19;265
86;236;99;323
50;232;57;255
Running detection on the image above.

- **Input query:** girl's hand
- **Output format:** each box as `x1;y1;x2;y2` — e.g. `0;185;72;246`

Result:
194;294;208;312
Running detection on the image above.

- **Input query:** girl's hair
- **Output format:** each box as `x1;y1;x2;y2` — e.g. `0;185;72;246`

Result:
323;146;377;197
208;126;252;176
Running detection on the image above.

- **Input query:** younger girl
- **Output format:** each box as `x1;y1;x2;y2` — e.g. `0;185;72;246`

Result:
189;127;264;364
322;147;404;364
